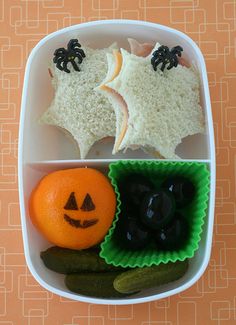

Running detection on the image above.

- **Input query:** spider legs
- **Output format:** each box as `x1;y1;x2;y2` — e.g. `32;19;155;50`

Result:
55;58;65;71
56;58;81;72
160;62;166;72
166;57;178;70
74;53;83;64
171;46;183;57
74;48;86;58
152;58;167;72
63;60;70;73
70;60;80;71
151;56;158;70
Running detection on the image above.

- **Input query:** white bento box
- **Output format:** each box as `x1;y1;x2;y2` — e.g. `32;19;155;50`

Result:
18;20;215;305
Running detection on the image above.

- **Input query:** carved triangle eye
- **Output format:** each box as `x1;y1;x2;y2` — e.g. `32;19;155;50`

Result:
64;192;78;210
80;193;95;211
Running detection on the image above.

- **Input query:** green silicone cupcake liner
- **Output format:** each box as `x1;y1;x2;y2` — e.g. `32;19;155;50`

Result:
100;160;210;268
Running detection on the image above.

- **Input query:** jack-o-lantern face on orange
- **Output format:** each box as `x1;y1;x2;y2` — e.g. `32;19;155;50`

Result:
29;168;116;250
63;191;98;228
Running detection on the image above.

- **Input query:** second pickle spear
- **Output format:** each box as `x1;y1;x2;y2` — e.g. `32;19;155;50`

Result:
114;260;188;294
65;272;129;298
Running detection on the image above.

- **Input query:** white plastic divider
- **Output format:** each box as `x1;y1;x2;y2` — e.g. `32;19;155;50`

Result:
24;158;211;203
28;158;211;166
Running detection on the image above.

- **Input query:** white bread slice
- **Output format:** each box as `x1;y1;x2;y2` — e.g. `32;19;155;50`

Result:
96;50;128;154
106;47;205;159
40;44;116;159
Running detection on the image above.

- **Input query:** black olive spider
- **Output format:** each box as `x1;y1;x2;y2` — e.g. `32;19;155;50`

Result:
151;45;183;72
53;39;86;73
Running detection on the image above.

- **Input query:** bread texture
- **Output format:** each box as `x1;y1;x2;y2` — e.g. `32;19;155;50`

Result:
106;47;205;159
40;44;116;159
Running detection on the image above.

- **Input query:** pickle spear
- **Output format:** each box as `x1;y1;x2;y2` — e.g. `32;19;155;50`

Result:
65;272;129;298
40;246;121;274
114;260;188;294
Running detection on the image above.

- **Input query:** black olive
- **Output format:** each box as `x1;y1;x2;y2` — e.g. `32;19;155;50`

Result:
162;176;195;207
114;213;151;250
118;174;154;211
155;213;189;250
140;190;176;230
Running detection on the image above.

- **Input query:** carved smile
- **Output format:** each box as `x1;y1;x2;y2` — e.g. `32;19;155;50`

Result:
64;214;98;228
